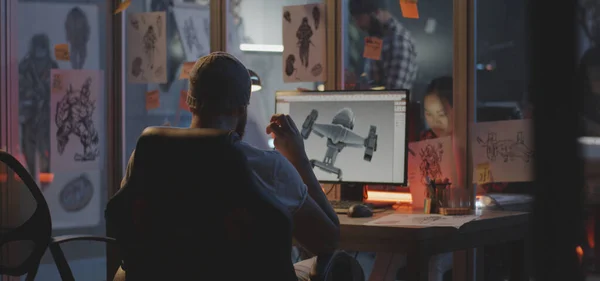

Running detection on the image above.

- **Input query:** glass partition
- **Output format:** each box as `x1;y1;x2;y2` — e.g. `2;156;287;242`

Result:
122;0;211;163
6;0;111;280
226;0;324;145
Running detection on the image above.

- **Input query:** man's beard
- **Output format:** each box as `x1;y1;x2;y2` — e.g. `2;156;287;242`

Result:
367;14;384;37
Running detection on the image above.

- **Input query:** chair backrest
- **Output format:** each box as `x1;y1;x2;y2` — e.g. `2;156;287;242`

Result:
0;150;52;278
106;127;297;281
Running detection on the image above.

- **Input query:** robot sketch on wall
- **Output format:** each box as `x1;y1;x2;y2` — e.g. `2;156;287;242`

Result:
301;108;378;180
64;7;90;69
477;132;533;163
55;77;99;162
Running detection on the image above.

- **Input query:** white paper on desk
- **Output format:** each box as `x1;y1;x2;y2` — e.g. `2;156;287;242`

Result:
365;214;478;229
471;119;534;183
407;136;454;208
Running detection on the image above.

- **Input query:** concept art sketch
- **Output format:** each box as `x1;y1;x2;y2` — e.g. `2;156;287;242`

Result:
418;143;444;185
18;33;58;177
296;17;314;69
284;10;291;23
130;17;140;30
64;7;91;69
60;173;94;212
285;54;297;77
183;17;204;56
301;108;378;179
131;57;144;79
55;77;99;162
477;132;534;163
143;25;158;70
412;216;443;224
156;14;163;37
312;6;321;30
311;63;323;77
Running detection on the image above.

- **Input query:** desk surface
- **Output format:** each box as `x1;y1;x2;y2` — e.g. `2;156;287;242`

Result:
338;207;530;253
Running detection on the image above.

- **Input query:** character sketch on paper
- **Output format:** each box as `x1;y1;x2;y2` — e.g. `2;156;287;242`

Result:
284;10;292;23
412;216;443;224
285;54;298;78
64;7;91;69
183;17;204;57
156;14;163;37
143;25;158;70
55;77;99;162
418;142;444;185
296;17;314;69
18;34;58;179
476;132;534;163
312;6;321;30
301;108;378;180
60;173;94;212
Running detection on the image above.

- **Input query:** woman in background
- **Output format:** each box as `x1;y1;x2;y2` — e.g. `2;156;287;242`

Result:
420;76;454;140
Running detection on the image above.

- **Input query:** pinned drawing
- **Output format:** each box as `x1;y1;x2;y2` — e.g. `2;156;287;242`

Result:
172;5;210;61
471;119;535;183
46;170;101;229
282;3;326;82
64;7;91;69
127;12;167;83
477;132;534;163
50;69;104;172
418;142;444;185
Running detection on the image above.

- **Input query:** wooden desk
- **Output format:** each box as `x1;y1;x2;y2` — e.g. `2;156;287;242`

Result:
338;208;530;281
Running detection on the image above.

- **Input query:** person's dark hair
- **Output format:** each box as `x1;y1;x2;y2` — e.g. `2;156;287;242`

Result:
349;0;387;16
424;76;453;107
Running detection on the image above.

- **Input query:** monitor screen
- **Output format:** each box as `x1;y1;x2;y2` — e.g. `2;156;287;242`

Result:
275;91;409;185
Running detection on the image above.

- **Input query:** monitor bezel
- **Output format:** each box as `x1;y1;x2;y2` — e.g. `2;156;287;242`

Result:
274;89;410;186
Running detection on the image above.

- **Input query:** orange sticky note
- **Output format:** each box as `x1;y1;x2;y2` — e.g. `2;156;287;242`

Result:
146;90;160;110
114;0;131;15
54;44;70;61
399;0;419;19
363;37;383;61
179;90;190;111
179;62;195;80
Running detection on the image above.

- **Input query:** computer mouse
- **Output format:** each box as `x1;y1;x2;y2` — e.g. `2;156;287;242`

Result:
347;204;373;218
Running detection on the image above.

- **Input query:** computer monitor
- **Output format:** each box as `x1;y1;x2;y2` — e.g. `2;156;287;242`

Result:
275;90;409;185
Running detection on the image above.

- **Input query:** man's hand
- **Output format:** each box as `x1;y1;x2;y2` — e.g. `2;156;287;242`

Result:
266;114;309;166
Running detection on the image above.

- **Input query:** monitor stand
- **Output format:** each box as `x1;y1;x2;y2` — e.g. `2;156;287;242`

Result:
340;183;366;202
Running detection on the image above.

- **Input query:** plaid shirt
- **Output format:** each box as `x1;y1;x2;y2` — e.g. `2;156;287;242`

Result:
364;18;418;90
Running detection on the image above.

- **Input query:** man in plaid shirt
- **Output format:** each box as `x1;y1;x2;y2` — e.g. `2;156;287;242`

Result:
349;0;418;90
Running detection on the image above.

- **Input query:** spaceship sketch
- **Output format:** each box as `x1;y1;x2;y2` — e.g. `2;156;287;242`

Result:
301;108;378;180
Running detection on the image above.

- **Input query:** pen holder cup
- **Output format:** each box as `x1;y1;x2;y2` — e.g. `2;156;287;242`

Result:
438;188;472;215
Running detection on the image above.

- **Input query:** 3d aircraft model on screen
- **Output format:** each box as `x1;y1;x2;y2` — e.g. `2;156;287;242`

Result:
301;108;378;180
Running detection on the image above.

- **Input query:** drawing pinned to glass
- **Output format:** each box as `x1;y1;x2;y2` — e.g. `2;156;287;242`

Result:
50;69;104;172
44;170;102;229
172;5;210;61
282;3;327;83
407;136;454;208
127;11;167;83
471;119;535;183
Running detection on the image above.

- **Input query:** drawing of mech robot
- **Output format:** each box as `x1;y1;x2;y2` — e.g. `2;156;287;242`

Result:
55;77;99;162
183;17;204;57
296;17;314;69
143;25;158;70
301;108;378;179
64;7;90;69
477;132;534;163
18;34;58;176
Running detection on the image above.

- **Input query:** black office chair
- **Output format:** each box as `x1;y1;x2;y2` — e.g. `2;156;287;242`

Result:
0;149;117;281
106;127;364;281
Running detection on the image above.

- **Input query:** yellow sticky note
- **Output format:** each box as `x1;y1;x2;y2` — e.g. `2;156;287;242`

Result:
363;37;383;61
179;62;196;80
146;90;160;110
54;44;70;61
476;163;492;185
114;0;131;15
400;0;420;19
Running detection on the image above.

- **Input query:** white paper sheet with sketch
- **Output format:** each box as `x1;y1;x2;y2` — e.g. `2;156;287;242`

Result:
172;5;210;61
50;69;104;172
127;12;167;83
282;3;327;83
365;214;478;229
45;170;101;229
471;119;535;183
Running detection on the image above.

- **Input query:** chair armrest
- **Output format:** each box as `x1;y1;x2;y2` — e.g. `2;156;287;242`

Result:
49;235;118;281
52;234;117;245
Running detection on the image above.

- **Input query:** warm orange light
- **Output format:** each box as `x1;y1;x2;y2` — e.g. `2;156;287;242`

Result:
587;217;595;249
0;173;54;184
576;246;584;264
365;190;412;203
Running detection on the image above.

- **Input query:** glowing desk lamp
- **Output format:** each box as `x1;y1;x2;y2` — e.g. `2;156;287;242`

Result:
249;69;262;92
